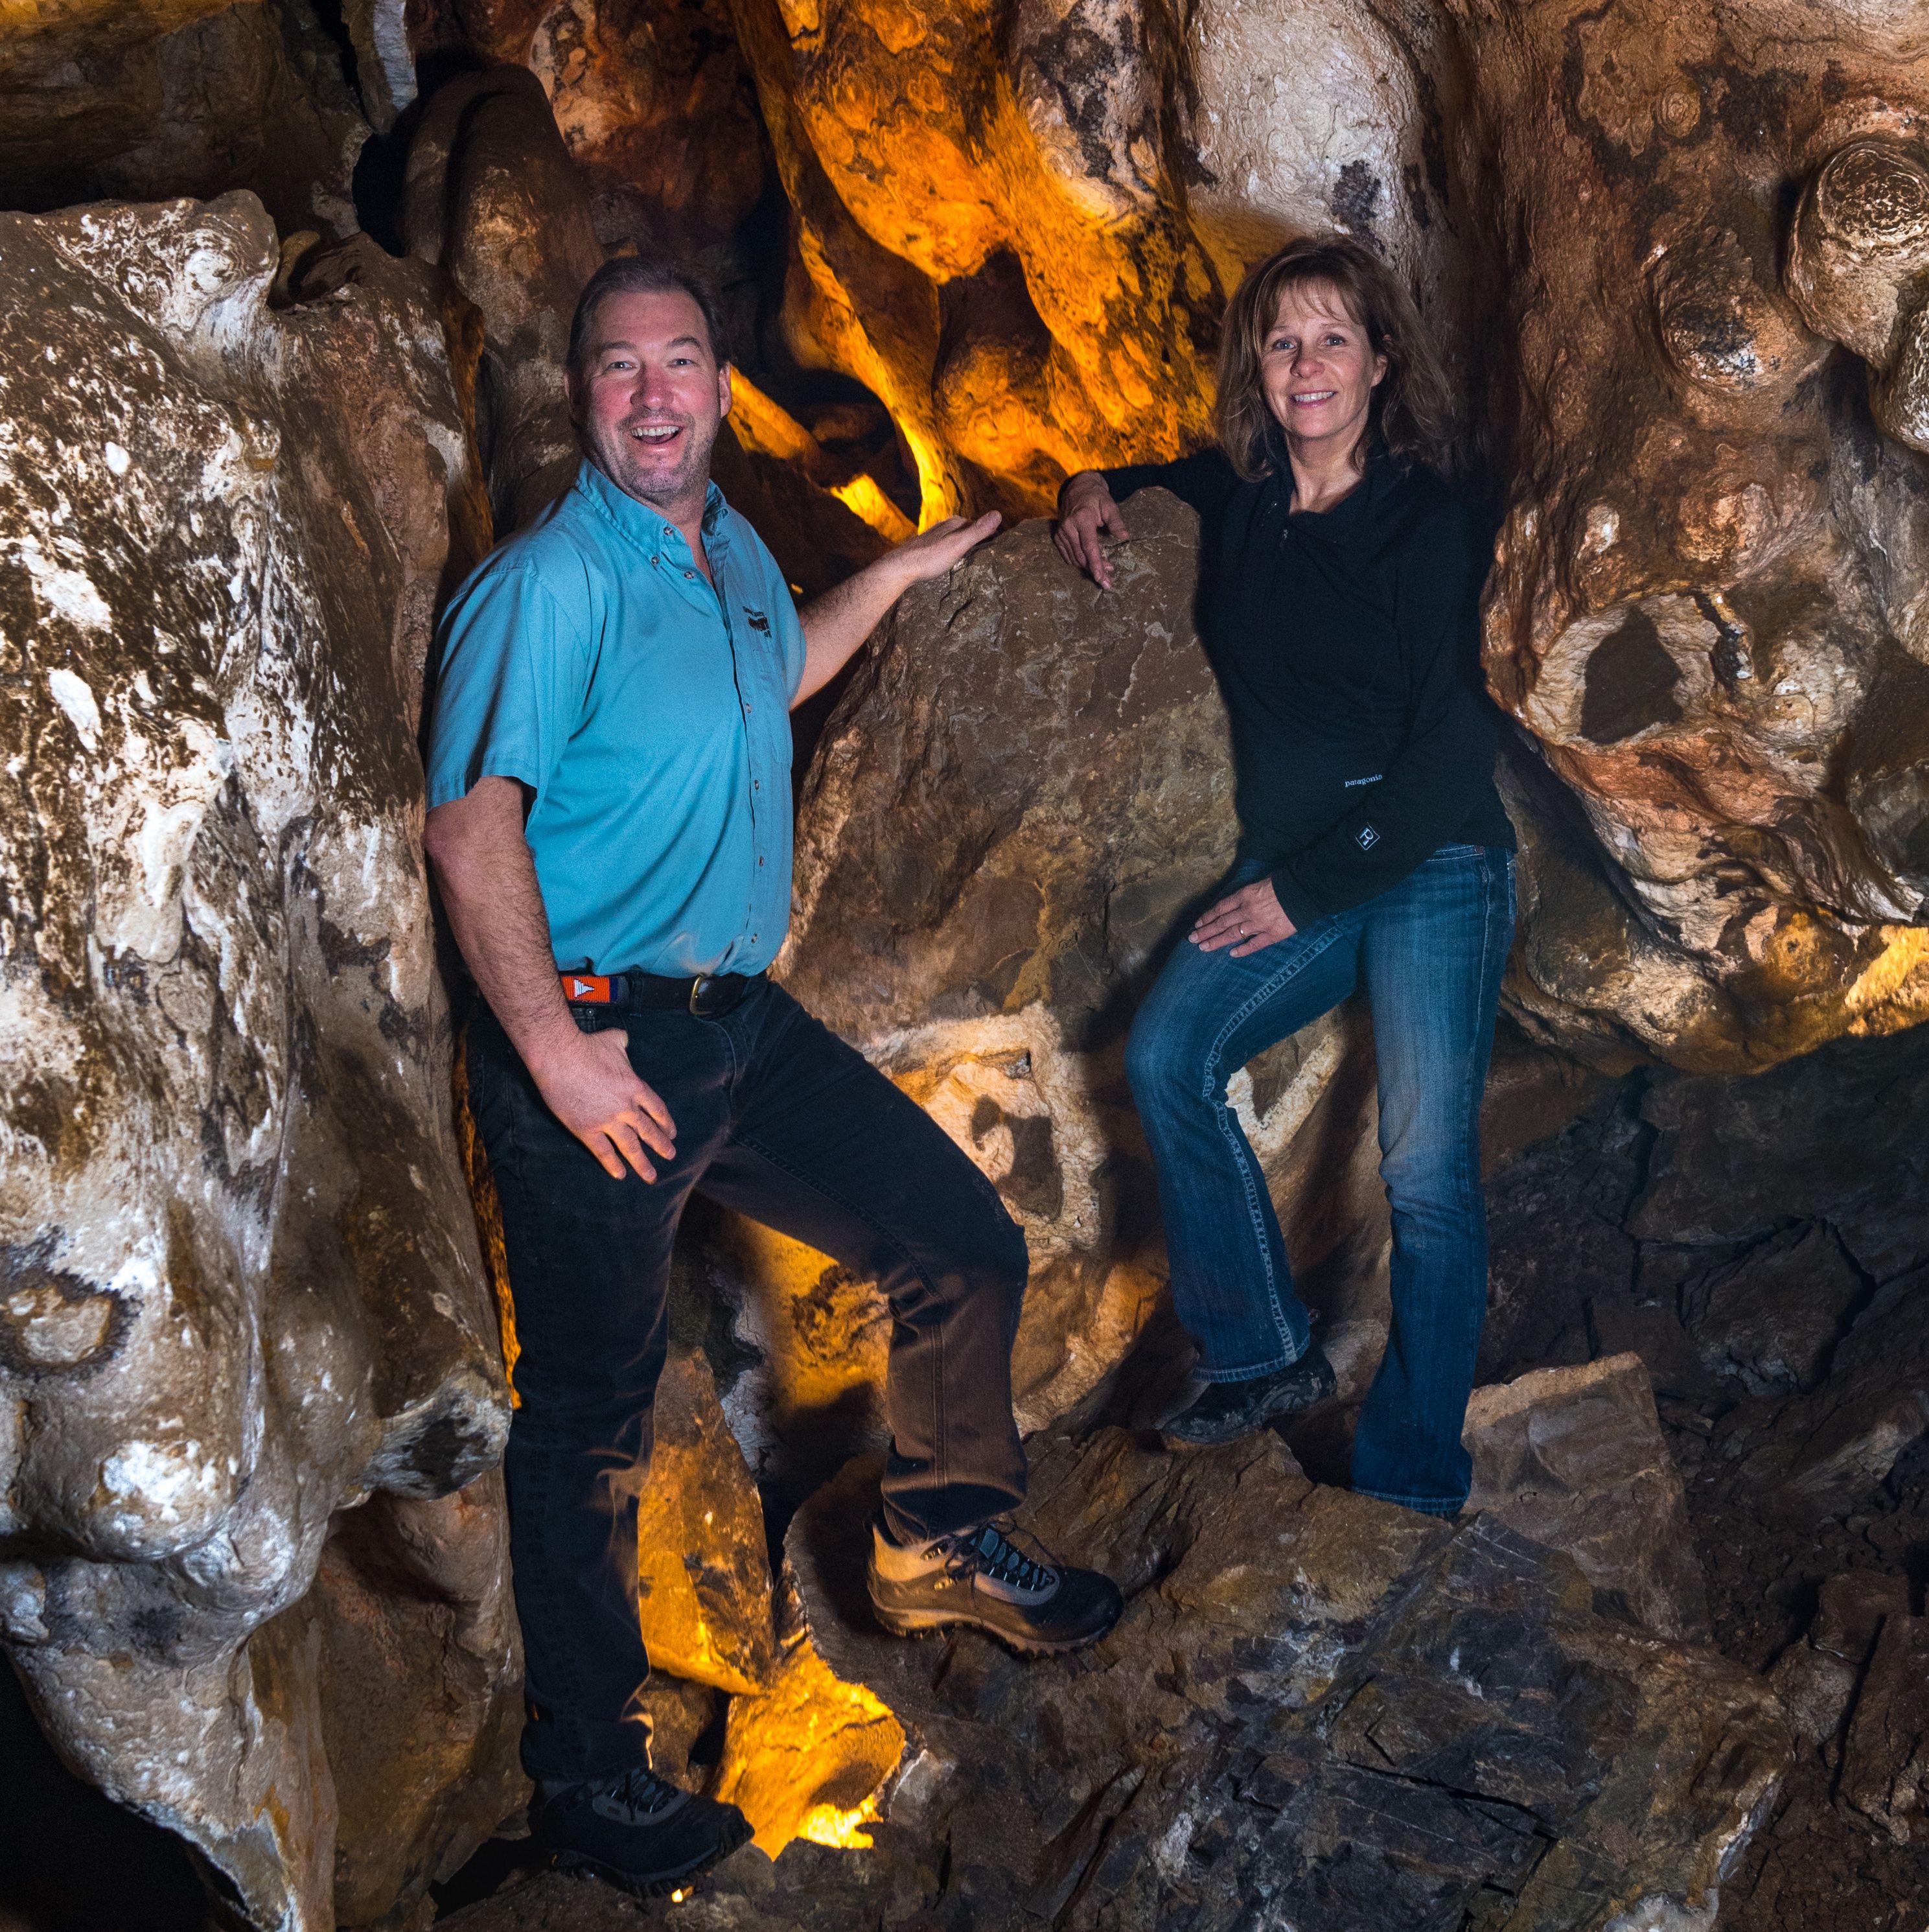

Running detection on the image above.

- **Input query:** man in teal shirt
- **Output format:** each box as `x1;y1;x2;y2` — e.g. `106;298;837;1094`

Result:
424;258;1120;1897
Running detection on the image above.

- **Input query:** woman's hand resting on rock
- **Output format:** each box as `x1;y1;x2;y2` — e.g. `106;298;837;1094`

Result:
1191;876;1297;957
1053;471;1131;590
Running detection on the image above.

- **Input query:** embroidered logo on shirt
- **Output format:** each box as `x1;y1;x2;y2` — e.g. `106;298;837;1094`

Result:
1356;823;1381;850
742;605;771;634
1345;774;1383;788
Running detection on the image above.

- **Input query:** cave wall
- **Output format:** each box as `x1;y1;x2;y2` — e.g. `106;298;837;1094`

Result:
3;1;1929;1927
0;195;518;1928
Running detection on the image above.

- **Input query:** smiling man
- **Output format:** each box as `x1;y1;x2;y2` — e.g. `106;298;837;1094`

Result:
422;257;1122;1899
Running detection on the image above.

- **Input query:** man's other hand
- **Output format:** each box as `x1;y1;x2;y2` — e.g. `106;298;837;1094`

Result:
1053;472;1130;589
530;1026;679;1182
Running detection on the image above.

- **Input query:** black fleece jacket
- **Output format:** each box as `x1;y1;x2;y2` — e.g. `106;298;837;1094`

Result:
1099;444;1515;928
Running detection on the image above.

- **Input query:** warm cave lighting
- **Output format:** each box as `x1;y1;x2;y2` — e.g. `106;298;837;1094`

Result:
797;1791;883;1850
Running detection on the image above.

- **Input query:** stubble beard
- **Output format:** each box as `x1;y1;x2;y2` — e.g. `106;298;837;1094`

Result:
590;412;720;519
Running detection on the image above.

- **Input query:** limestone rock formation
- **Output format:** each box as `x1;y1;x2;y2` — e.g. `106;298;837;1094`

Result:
530;0;769;251
1838;1609;1929;1845
634;1346;775;1695
403;64;606;537
723;0;1473;523
0;194;516;1931
719;1431;1786;1930
730;491;1386;1496
1463;1353;1709;1642
1456;0;1929;1070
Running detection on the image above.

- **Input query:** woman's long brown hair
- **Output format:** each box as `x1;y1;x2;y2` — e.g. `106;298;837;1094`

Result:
1215;234;1460;482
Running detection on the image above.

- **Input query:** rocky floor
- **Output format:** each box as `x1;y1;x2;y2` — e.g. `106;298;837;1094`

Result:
1471;1022;1929;1932
8;1022;1929;1932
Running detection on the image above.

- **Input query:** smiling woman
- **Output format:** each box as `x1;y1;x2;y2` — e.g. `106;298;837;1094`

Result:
1054;231;1516;1515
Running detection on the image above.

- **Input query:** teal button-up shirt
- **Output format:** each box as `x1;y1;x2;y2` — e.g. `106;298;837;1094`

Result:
424;459;807;978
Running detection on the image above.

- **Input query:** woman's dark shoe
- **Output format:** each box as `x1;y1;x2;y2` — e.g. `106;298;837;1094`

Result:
868;1517;1124;1654
1162;1342;1337;1447
534;1766;751;1897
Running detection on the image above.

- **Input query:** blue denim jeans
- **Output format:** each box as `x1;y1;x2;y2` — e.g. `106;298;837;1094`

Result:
1124;844;1515;1515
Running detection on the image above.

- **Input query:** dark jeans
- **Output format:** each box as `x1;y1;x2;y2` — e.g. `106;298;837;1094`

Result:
466;978;1029;1783
1124;845;1515;1515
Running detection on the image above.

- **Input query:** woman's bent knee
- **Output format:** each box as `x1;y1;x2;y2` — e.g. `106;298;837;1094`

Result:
1125;1007;1190;1105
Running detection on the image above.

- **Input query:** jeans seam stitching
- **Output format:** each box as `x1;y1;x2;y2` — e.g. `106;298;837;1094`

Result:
1190;927;1345;1373
483;1040;594;1717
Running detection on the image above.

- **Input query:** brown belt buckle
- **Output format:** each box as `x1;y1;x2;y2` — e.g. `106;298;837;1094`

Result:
688;974;717;1016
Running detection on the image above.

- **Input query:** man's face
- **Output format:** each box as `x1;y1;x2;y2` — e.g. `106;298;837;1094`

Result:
568;288;732;515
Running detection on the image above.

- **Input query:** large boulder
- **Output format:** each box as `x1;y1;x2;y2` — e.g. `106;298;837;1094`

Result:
717;491;1386;1504
1463;1353;1710;1641
770;1431;1788;1931
0;193;516;1931
1456;0;1929;1069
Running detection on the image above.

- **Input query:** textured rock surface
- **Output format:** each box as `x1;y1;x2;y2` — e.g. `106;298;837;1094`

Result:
724;0;1471;523
723;491;1387;1500
0;194;515;1931
442;1430;1791;1931
1457;0;1929;1070
0;0;373;231
1464;1352;1710;1641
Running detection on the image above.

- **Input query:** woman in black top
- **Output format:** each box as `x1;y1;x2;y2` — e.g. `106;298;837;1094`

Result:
1056;234;1515;1517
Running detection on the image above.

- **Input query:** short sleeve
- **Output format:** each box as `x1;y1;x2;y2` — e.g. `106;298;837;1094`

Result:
424;563;588;811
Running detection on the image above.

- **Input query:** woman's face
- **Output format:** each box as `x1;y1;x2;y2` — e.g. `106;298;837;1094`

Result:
1260;281;1388;456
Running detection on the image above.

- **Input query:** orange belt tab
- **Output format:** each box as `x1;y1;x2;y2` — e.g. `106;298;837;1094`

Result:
561;972;614;1004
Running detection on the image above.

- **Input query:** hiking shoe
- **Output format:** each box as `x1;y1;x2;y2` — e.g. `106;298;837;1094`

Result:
534;1766;750;1898
867;1517;1123;1655
1161;1342;1336;1447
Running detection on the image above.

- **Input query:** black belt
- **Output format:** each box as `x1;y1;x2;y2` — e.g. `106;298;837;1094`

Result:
559;968;763;1018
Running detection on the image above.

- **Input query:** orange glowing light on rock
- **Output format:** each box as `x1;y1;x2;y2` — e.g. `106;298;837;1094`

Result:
796;1789;883;1850
726;369;916;543
711;1599;907;1860
829;471;916;542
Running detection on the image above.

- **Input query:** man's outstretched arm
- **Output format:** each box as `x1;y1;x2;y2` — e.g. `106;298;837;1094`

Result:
423;775;677;1182
793;511;1001;706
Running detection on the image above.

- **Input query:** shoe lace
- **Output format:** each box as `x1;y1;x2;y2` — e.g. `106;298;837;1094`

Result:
602;1765;685;1819
943;1519;1059;1592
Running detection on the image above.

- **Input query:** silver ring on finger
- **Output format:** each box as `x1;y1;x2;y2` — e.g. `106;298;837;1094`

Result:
1239;924;1247;937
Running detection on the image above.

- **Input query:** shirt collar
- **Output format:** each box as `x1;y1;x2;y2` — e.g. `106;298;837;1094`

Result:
574;458;731;562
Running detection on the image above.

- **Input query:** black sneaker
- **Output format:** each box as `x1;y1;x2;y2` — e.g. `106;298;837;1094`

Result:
534;1766;751;1898
1161;1342;1336;1447
867;1518;1123;1655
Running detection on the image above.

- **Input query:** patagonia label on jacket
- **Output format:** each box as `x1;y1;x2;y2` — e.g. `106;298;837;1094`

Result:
1355;823;1381;850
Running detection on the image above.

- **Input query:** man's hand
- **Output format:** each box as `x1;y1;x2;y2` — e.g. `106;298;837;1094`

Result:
527;1025;678;1183
794;509;1001;705
1053;471;1131;589
886;510;1002;587
1191;876;1297;957
424;776;680;1183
